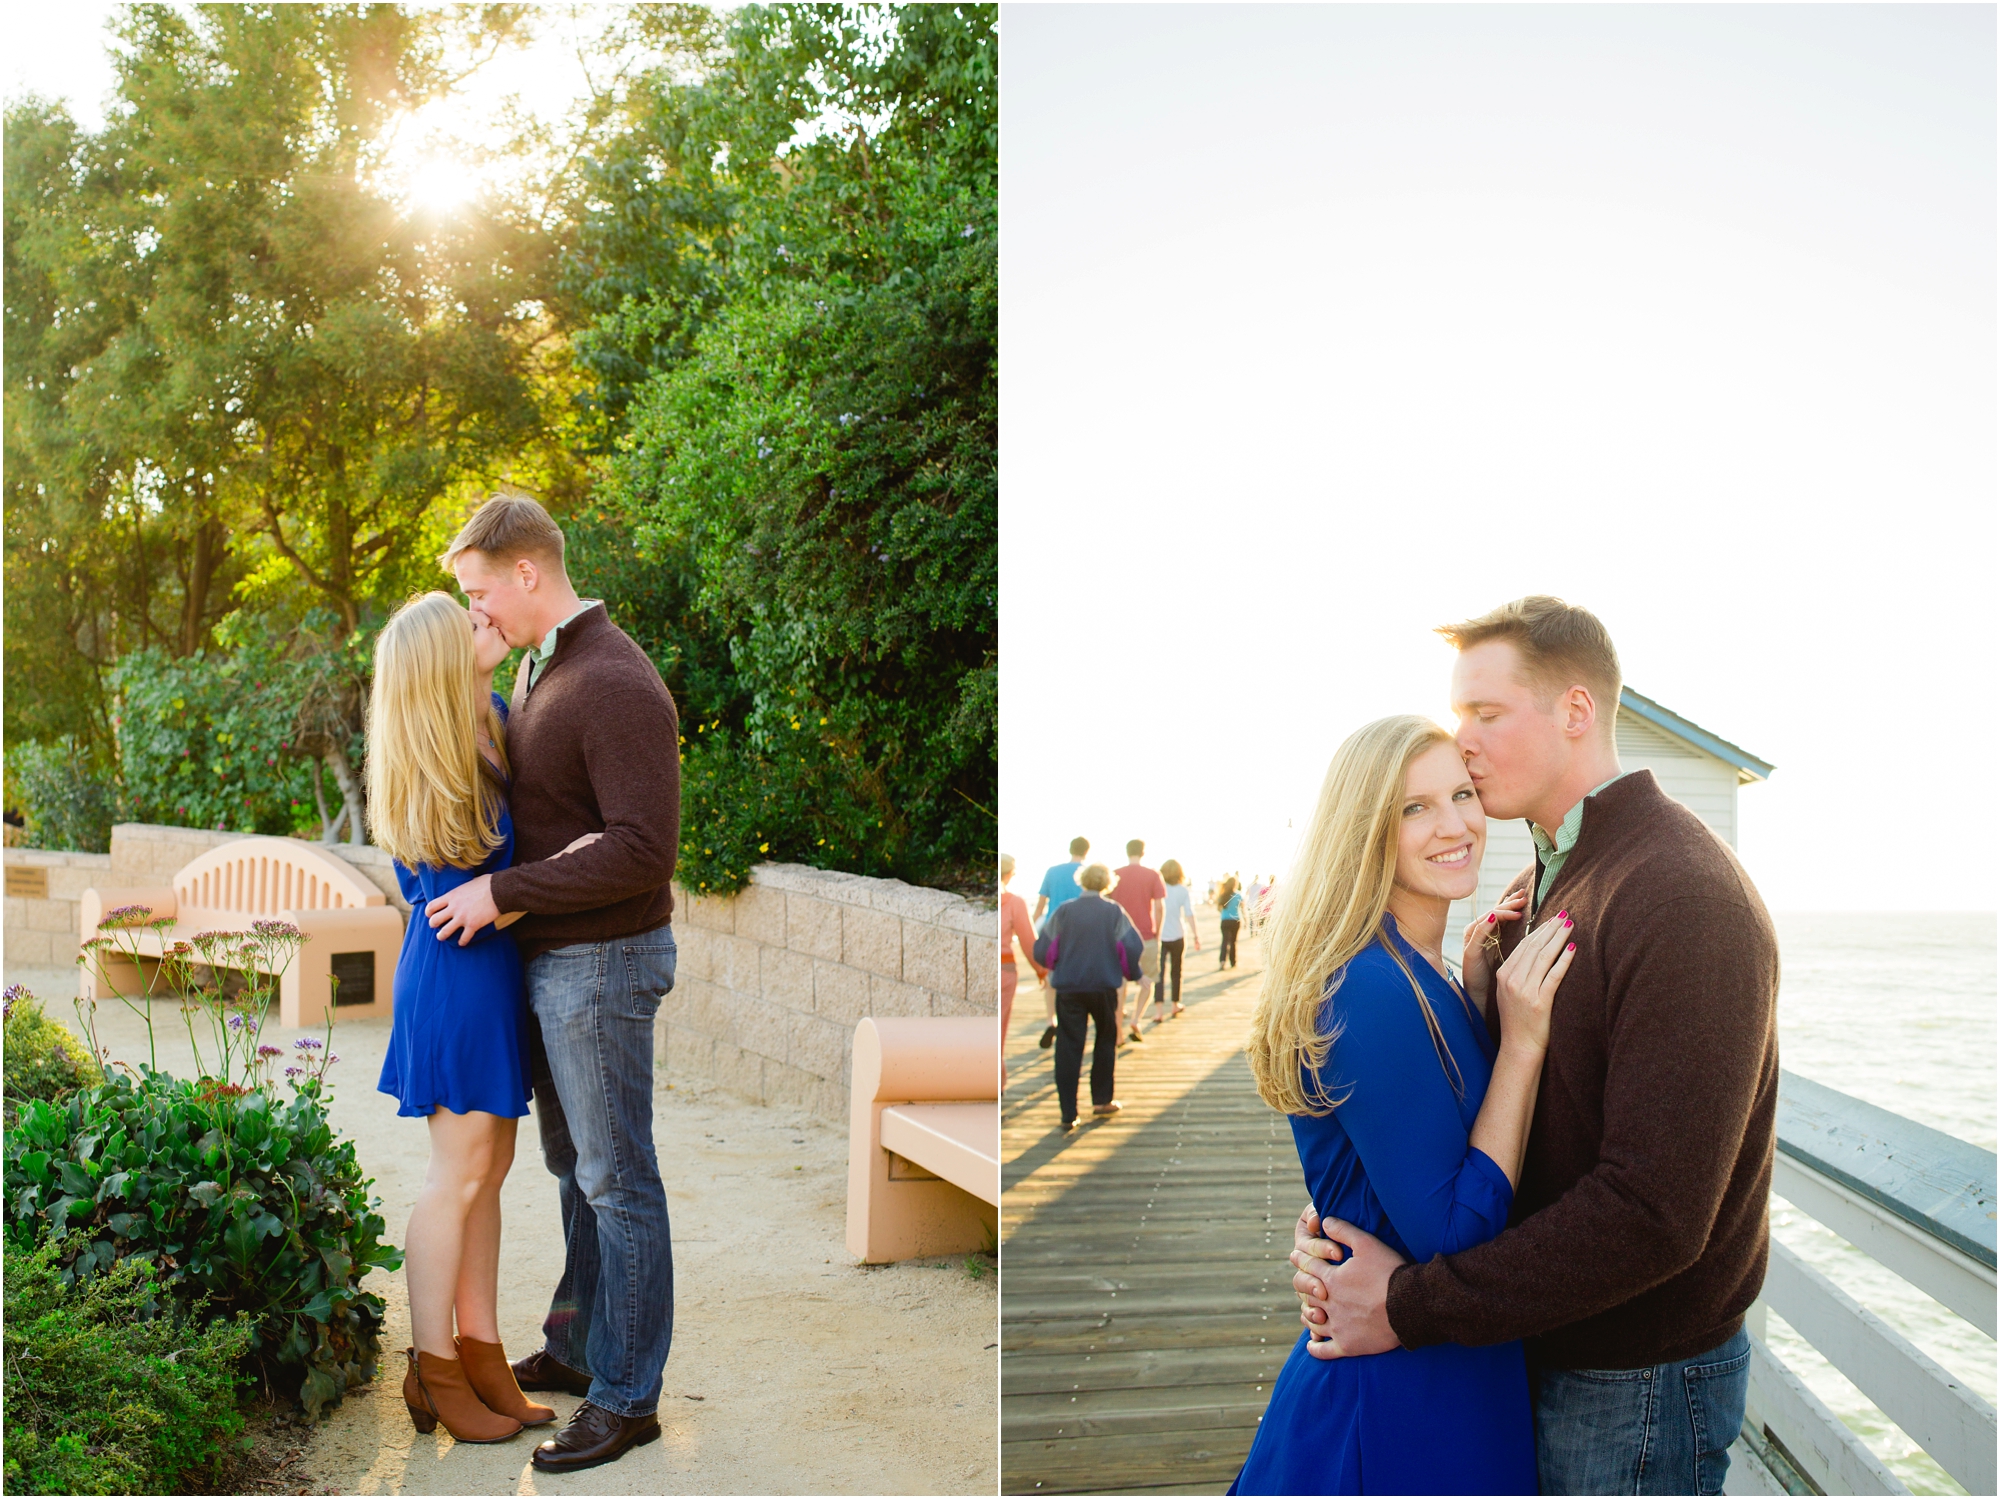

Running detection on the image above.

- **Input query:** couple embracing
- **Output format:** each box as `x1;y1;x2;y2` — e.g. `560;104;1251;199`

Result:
1233;597;1780;1496
363;493;680;1473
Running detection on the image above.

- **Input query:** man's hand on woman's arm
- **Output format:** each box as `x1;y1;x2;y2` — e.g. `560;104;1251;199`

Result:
428;832;604;944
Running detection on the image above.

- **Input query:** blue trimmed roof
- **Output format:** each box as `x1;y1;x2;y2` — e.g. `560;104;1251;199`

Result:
1619;688;1774;784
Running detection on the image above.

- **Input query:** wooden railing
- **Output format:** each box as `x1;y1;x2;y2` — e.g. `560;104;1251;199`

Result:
1730;1073;1996;1496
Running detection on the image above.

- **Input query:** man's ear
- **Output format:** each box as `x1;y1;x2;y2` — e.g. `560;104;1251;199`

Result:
1563;686;1598;740
515;556;540;593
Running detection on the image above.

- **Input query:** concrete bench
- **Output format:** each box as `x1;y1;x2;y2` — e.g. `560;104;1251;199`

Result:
846;1016;999;1264
79;837;402;1028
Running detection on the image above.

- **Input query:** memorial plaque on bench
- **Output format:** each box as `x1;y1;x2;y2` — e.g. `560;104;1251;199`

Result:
330;951;376;1007
6;867;48;899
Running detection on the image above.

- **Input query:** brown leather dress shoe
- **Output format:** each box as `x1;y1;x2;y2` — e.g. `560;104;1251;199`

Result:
531;1400;662;1473
510;1345;593;1398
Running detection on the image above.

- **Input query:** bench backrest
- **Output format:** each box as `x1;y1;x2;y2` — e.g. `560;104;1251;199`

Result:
173;837;386;918
853;1016;997;1105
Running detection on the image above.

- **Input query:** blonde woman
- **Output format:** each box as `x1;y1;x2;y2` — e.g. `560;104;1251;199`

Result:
1146;858;1200;1025
369;592;574;1444
1229;716;1573;1495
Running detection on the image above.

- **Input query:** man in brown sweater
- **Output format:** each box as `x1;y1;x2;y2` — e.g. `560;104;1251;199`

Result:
424;494;681;1475
1291;597;1779;1495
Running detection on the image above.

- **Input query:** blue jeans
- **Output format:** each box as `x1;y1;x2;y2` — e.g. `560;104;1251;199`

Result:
525;924;677;1417
1534;1326;1752;1495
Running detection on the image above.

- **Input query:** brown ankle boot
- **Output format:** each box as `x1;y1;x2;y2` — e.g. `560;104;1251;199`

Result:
456;1336;556;1425
403;1348;524;1443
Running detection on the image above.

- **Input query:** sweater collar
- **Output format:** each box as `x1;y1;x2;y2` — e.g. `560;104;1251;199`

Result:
1529;768;1668;907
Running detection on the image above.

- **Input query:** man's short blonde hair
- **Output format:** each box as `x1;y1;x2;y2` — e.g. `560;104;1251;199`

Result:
440;492;567;574
1079;863;1112;892
1437;595;1622;725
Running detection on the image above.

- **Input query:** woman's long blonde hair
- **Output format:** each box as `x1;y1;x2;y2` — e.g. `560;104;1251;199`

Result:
365;592;509;869
1248;715;1466;1117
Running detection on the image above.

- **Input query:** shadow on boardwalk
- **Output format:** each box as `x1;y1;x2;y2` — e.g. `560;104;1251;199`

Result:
1001;936;1298;1496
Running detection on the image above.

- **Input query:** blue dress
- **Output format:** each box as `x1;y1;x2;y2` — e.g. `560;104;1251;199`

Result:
376;695;532;1120
1231;915;1538;1495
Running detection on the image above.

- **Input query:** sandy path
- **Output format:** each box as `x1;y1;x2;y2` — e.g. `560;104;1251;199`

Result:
5;966;998;1495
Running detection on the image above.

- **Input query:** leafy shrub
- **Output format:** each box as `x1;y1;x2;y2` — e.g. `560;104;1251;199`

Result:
3;1234;252;1496
3;1065;398;1419
580;5;998;894
8;737;118;853
5;929;400;1420
2;986;99;1123
109;642;320;836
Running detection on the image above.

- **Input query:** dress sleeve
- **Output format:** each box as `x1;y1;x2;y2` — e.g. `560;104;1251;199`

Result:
1314;952;1513;1264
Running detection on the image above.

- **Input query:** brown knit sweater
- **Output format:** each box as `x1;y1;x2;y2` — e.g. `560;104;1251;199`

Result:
1384;769;1780;1369
487;604;682;961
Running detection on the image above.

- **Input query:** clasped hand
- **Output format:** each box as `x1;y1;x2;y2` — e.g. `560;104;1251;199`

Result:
1290;1204;1406;1360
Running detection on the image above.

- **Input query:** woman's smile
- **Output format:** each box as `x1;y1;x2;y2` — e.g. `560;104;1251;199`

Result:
1426;843;1474;869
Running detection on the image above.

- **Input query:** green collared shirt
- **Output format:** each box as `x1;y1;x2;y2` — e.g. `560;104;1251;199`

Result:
522;600;601;694
1530;772;1631;907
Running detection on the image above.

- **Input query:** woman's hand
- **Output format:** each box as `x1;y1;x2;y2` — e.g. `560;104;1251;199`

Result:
1491;910;1577;1056
1460;888;1528;1001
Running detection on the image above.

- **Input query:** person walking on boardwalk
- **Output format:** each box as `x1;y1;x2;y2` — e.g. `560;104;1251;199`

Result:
1000;854;1046;1088
1146;858;1202;1026
1032;862;1143;1132
1109;839;1166;1045
1216;877;1245;968
1032;836;1092;1049
1289;597;1779;1496
1231;715;1570;1495
421;494;685;1475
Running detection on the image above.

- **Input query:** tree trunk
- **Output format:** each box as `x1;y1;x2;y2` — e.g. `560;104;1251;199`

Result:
178;517;224;657
310;757;345;843
324;742;366;846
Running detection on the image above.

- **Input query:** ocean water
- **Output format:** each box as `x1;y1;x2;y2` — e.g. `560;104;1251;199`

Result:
1763;912;1996;1496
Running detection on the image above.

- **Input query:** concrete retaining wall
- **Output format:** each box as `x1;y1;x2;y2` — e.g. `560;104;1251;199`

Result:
3;847;114;969
3;827;996;1127
663;864;998;1123
3;824;408;976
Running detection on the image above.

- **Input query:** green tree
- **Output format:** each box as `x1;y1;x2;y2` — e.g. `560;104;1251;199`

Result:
569;3;997;891
4;5;557;759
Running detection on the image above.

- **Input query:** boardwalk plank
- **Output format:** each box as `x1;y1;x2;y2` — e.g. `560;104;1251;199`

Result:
1002;942;1286;1496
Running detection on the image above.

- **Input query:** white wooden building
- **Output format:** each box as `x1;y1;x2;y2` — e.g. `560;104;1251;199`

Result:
1447;688;1774;931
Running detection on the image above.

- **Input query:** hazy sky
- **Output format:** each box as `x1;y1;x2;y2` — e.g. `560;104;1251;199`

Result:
4;4;611;184
999;4;1996;913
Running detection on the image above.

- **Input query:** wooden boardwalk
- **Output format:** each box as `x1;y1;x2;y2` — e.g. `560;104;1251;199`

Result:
1001;934;1300;1496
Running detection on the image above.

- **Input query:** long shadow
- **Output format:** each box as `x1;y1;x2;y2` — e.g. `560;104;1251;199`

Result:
1001;977;1294;1496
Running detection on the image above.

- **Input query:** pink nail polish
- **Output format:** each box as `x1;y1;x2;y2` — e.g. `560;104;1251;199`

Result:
1567;942;1576;952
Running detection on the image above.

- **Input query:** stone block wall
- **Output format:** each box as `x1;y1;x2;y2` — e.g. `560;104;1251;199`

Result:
3;848;114;969
3;823;410;976
662;863;998;1124
4;829;997;1130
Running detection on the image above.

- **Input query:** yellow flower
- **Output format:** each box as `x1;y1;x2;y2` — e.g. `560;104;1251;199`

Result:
758;842;769;853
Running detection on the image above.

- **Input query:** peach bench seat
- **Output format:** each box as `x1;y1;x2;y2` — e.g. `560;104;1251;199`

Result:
79;837;403;1028
847;1016;999;1264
